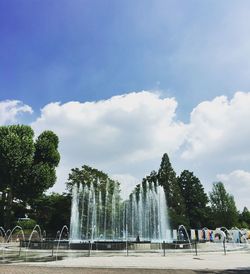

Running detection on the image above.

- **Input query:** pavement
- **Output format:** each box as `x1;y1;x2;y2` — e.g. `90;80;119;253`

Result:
0;266;250;274
0;251;250;273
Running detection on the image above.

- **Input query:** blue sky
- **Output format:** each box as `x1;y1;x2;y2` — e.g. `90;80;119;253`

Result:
1;1;250;209
2;1;250;119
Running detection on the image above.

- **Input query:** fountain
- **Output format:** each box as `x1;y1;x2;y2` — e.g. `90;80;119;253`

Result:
55;225;69;260
176;224;192;251
0;226;25;261
0;226;7;242
230;227;248;244
70;180;123;242
125;181;171;242
26;225;42;249
25;225;43;261
6;226;25;243
5;229;11;240
69;178;171;249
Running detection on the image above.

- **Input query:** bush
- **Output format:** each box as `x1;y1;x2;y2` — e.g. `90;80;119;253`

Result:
16;218;37;230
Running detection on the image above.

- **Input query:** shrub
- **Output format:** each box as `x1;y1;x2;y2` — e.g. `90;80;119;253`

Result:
16;218;37;230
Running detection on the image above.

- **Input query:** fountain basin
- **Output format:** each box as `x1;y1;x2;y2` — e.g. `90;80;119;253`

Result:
20;240;69;249
70;241;127;250
69;240;189;250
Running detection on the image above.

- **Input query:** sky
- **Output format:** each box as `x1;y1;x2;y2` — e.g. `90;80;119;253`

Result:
1;0;250;210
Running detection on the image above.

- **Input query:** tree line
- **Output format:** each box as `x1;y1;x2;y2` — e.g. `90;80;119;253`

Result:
147;153;245;229
0;125;249;235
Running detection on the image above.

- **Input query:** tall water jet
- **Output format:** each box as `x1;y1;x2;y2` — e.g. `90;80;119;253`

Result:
69;178;171;243
70;178;123;242
126;181;171;242
103;179;109;239
69;184;81;241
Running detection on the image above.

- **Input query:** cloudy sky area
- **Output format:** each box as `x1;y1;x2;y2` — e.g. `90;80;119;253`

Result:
1;1;250;209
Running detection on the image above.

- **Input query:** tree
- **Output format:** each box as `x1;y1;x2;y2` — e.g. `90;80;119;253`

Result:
66;165;120;194
177;170;209;228
145;170;158;185
239;207;250;228
30;193;71;236
67;165;122;239
209;182;238;228
157;153;187;227
0;125;60;228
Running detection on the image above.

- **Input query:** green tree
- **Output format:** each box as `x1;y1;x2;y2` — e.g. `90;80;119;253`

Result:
157;153;187;227
145;170;158;184
67;165;122;238
30;193;71;236
177;170;209;228
0;125;60;228
239;207;250;228
66;165;120;195
209;182;238;228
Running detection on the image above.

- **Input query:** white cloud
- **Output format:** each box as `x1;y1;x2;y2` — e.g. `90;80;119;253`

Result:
30;90;250;206
176;92;250;208
182;91;250;162
217;170;250;210
31;91;187;195
2;91;250;208
0;100;33;125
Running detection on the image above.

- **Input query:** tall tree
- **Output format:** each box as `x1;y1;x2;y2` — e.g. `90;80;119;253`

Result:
157;153;187;227
0;125;60;228
67;165;122;238
177;170;209;228
209;182;238;228
239;207;250;228
67;165;120;193
30;193;71;235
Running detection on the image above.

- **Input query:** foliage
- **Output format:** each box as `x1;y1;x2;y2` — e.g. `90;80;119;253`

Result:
30;193;71;236
177;170;209;228
67;165;122;238
67;165;120;196
16;218;37;230
0;125;60;228
209;182;238;228
1;132;248;233
157;153;187;227
238;207;250;228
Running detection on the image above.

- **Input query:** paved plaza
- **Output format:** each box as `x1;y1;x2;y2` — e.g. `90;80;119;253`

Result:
1;266;250;274
1;251;250;274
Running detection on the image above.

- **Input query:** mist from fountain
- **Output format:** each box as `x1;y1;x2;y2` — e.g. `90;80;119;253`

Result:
70;180;122;242
69;180;171;243
125;181;171;242
69;184;81;240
